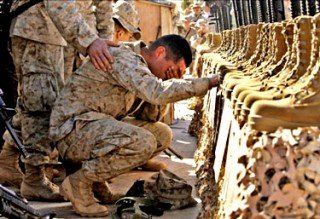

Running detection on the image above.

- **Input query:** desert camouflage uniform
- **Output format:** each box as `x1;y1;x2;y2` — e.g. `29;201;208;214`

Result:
185;13;206;42
50;41;211;181
9;0;101;165
64;0;114;80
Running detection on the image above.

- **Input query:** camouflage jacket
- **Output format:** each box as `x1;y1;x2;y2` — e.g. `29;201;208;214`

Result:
10;0;111;54
50;41;210;141
76;0;114;39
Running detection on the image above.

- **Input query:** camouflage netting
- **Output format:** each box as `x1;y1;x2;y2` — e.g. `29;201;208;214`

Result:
188;97;204;137
194;114;217;219
224;126;320;219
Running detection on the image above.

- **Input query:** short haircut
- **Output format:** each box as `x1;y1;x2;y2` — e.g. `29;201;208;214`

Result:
149;34;192;67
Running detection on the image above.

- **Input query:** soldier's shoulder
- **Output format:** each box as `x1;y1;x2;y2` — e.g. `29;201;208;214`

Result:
110;41;146;62
109;43;136;58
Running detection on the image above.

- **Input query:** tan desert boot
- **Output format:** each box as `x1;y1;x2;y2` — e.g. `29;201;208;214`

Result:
227;23;280;100
281;13;320;97
231;22;289;117
221;24;265;96
141;159;167;172
215;31;227;54
225;28;242;61
229;25;249;63
60;169;109;217
219;30;235;57
0;141;23;188
92;181;124;204
229;26;247;63
232;16;311;120
236;24;258;65
241;23;266;71
21;164;63;201
254;23;283;72
210;33;222;51
241;24;259;63
220;25;259;97
221;30;233;53
249;97;320;132
231;20;294;103
240;16;314;119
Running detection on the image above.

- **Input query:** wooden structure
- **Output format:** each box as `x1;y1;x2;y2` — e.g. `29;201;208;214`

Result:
134;0;174;45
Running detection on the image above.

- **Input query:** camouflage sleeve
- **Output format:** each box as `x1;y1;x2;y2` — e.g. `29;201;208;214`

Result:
111;48;211;105
133;102;170;122
93;0;114;40
44;0;99;55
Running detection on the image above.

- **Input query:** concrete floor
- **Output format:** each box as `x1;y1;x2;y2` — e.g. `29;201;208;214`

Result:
24;99;201;219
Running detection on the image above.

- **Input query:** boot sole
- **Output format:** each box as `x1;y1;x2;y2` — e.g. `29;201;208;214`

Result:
78;211;109;217
249;115;320;132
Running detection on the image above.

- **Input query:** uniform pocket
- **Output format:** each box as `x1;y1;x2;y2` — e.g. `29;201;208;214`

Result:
21;74;58;112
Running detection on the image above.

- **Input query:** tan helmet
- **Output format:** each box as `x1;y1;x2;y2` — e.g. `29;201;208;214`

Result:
113;0;141;40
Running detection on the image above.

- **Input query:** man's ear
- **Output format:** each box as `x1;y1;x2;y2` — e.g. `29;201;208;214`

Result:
118;29;124;38
154;46;166;59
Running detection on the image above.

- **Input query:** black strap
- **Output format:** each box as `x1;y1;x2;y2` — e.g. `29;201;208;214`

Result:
9;0;42;20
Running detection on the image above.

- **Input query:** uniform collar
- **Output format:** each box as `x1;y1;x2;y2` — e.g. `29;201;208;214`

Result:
121;41;146;55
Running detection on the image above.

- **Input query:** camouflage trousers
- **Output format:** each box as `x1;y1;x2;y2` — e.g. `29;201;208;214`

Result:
9;36;64;165
57;116;172;182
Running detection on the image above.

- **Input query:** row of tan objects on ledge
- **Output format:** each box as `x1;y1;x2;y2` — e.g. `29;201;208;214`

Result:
194;13;320;133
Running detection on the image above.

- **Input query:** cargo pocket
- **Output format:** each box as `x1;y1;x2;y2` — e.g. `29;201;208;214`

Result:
21;74;59;112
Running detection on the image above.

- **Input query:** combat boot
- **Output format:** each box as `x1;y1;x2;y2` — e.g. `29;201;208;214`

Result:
229;27;246;63
93;181;124;204
231;20;295;104
232;23;289;118
218;30;233;56
234;25;257;65
238;24;259;65
219;25;259;97
226;28;238;58
141;159;167;171
21;164;63;201
240;23;266;71
229;28;243;58
241;16;314;120
219;30;232;54
247;23;272;72
0;140;23;188
60;169;109;217
221;24;265;97
255;23;279;72
230;23;283;102
210;33;222;51
248;97;320;132
247;15;320;132
225;28;241;62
